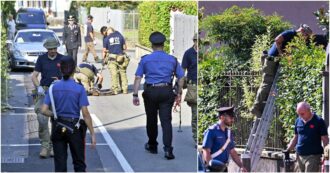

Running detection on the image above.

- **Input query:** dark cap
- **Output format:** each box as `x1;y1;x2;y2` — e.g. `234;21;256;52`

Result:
68;15;75;21
149;31;166;44
60;56;75;75
217;106;235;117
87;15;93;19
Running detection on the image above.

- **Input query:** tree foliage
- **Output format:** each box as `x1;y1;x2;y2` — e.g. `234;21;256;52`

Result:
78;1;140;13
277;34;325;142
200;5;291;62
138;1;197;52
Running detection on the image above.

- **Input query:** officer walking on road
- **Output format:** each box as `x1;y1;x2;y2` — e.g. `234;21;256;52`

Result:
74;62;103;95
31;38;64;158
202;106;247;172
103;26;129;94
41;56;96;172
82;15;99;63
132;31;185;160
63;15;81;65
182;33;198;144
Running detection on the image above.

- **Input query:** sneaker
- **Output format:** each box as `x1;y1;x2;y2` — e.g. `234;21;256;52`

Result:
49;148;54;157
39;147;49;158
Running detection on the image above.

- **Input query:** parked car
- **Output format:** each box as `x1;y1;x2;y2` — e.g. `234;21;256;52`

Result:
7;29;66;70
16;8;48;31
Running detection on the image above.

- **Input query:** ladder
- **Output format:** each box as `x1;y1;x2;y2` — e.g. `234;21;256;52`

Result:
244;67;280;171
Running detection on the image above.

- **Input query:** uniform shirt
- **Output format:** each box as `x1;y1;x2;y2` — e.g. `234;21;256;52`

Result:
182;46;197;83
79;63;98;75
202;123;235;163
103;35;107;48
63;24;81;49
34;53;64;87
135;50;184;84
294;113;328;156
44;79;89;118
268;29;297;57
84;23;93;43
104;31;125;55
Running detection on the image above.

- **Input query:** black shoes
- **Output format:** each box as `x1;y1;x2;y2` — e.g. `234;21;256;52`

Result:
164;147;175;160
145;143;157;154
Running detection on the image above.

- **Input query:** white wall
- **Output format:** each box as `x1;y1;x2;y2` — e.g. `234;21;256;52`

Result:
90;7;124;34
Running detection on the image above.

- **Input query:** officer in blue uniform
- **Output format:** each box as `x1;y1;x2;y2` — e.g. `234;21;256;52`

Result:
41;57;96;172
132;31;185;160
202;106;247;172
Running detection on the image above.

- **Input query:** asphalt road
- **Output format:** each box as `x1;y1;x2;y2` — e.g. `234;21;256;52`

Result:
1;36;197;172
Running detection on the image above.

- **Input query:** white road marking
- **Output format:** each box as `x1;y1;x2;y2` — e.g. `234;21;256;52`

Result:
1;143;108;147
91;113;134;173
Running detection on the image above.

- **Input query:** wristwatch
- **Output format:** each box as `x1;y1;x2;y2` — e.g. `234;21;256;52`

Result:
133;93;138;97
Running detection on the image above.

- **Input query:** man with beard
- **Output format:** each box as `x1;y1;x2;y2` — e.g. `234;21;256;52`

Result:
202;106;247;172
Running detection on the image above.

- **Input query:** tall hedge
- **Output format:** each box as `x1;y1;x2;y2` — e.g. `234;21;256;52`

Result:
138;1;197;52
1;1;15;110
200;5;291;62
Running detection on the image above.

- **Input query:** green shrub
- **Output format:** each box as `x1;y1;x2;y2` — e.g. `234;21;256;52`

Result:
200;5;291;62
138;1;197;52
277;34;325;142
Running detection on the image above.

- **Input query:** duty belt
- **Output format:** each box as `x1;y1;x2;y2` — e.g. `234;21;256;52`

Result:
58;117;80;123
146;83;171;87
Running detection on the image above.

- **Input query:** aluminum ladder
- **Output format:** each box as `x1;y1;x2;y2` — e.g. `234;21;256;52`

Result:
244;67;280;171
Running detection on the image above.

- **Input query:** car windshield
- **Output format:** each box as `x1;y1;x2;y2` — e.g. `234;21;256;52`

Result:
15;32;57;43
16;13;45;24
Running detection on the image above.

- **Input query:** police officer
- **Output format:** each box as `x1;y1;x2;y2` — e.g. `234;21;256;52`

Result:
82;15;99;63
31;38;64;158
251;24;313;117
63;15;81;65
41;56;96;172
74;62;103;95
132;31;185;160
103;26;129;94
202;106;247;172
182;33;198;143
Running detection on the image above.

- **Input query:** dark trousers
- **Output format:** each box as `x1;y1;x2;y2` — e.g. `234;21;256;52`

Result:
67;48;78;66
142;86;175;149
51;120;87;172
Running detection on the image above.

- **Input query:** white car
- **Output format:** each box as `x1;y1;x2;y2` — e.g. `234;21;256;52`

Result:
7;29;66;70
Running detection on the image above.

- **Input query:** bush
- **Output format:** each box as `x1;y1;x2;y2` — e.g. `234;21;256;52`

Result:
200;5;291;62
277;34;325;142
138;1;197;52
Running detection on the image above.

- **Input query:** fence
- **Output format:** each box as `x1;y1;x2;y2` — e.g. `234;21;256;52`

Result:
219;70;286;150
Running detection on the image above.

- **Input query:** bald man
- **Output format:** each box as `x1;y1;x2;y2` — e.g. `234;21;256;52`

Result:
286;102;329;172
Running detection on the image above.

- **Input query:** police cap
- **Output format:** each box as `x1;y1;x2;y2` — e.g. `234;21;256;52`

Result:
60;56;75;75
149;31;166;44
217;106;235;117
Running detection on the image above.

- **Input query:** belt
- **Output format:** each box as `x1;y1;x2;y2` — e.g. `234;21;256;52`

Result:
58;117;80;123
146;83;171;87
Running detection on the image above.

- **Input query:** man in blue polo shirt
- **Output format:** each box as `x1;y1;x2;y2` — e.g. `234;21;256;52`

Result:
251;24;313;117
31;38;64;158
286;102;329;172
202;106;247;172
182;33;198;144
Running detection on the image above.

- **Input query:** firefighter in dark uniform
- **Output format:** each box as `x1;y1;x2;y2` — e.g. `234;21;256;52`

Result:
31;38;64;158
132;31;185;160
202;106;247;172
63;15;81;65
41;56;96;172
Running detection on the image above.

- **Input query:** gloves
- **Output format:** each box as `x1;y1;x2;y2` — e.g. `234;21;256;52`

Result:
37;86;45;95
98;84;102;89
93;40;97;45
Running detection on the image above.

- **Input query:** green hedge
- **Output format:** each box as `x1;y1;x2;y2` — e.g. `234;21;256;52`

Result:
200;5;291;62
277;34;326;142
138;1;197;52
